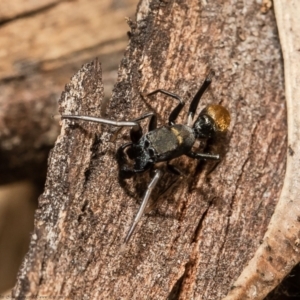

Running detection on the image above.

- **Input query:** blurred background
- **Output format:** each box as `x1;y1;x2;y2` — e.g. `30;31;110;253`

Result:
0;0;138;294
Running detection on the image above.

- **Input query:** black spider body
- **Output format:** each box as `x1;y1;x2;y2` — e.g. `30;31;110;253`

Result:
62;75;230;243
131;124;195;171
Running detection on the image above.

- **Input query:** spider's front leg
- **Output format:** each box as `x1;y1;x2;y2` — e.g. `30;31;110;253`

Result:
187;73;213;126
143;89;185;125
187;150;220;161
129;112;157;142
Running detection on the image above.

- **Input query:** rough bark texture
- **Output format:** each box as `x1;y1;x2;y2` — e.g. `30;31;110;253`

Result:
13;1;287;299
223;1;300;299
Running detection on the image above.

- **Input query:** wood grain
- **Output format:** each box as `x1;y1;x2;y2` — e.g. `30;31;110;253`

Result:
223;1;300;299
13;0;287;299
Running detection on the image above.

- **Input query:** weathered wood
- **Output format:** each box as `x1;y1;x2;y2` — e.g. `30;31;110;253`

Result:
223;1;300;299
13;0;287;299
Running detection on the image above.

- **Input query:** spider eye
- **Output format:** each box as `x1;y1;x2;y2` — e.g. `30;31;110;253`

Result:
193;105;230;138
193;115;215;138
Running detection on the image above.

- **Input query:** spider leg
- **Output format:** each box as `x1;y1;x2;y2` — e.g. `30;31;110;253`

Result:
145;162;184;214
124;169;163;243
187;72;213;126
62;114;143;142
62;112;157;143
133;112;157;132
129;112;157;143
61;114;139;128
187;150;220;160
119;164;153;179
143;89;185;125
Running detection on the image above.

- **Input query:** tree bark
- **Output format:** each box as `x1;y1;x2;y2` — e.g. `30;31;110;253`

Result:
224;1;300;299
13;1;288;299
0;0;137;183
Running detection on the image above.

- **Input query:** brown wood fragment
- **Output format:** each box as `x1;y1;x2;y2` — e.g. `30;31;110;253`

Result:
223;1;300;299
13;0;287;299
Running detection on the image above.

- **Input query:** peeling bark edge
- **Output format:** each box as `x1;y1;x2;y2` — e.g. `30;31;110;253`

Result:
222;2;300;300
12;59;104;298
